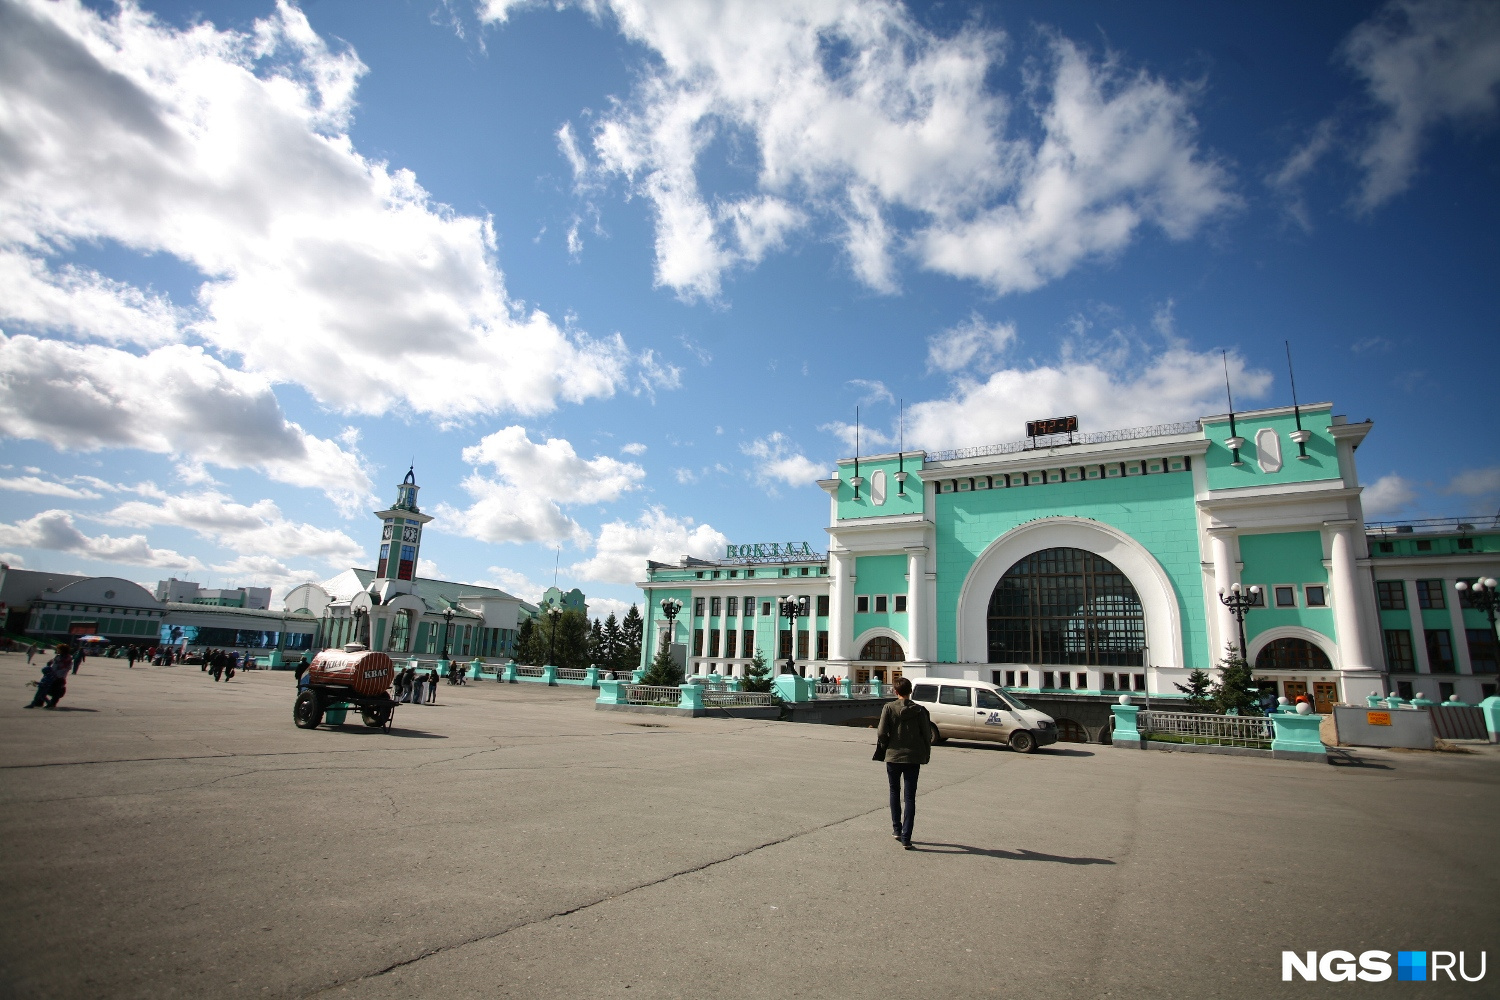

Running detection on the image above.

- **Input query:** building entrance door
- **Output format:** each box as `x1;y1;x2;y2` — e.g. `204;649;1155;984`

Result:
1313;681;1338;714
1283;680;1307;704
871;667;887;683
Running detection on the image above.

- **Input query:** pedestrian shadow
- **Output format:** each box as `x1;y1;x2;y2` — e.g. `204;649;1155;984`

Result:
46;706;100;712
913;842;1114;865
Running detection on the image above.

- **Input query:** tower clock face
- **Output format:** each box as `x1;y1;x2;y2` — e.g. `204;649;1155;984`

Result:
382;521;393;540
402;525;420;543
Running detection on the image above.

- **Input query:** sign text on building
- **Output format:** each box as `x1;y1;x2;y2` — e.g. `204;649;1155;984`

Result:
1026;415;1079;438
724;542;816;561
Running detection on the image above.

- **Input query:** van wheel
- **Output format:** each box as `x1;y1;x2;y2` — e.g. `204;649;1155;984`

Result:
1009;729;1036;754
293;689;323;729
931;724;947;745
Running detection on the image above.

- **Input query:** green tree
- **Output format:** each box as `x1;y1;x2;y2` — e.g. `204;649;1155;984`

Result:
640;633;683;686
587;617;605;666
620;604;643;673
1174;668;1214;712
742;648;773;692
1211;645;1263;716
601;613;622;671
513;618;535;663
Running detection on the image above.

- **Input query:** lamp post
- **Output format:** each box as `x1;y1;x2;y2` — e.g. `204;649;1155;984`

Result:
659;597;682;659
545;604;563;667
352;606;368;648
1218;582;1262;662
440;607;454;659
1455;577;1499;671
778;595;803;675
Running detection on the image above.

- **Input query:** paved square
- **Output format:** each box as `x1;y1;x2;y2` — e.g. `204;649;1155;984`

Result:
1;652;1496;998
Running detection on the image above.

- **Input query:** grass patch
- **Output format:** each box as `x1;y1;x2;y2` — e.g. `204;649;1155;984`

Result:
1142;731;1271;749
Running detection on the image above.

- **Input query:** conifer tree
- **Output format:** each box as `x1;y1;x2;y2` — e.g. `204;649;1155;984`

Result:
743;648;773;692
640;633;683;685
514;618;535;664
601;613;622;671
1211;645;1264;716
620;604;644;673
587;617;605;666
1174;668;1214;712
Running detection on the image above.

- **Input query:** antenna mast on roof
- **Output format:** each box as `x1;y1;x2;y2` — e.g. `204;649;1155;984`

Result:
850;406;864;500
896;399;906;495
1223;350;1243;467
1285;340;1309;461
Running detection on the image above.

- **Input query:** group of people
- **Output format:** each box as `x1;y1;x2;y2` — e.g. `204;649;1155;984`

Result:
200;648;239;681
24;642;78;709
394;667;439;705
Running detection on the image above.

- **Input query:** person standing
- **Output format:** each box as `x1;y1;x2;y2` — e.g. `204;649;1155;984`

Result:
71;648;85;675
427;669;438;704
127;645;137;669
875;677;932;850
26;644;37;666
411;670;426;706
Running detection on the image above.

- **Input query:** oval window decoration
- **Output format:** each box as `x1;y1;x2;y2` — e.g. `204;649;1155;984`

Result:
1255;428;1282;474
871;469;887;506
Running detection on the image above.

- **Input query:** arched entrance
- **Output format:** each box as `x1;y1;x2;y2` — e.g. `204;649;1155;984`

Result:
856;635;904;684
987;547;1145;666
1254;637;1332;672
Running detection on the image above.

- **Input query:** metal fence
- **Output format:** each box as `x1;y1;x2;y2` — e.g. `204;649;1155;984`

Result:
848;683;877;697
704;690;778;708
813;681;846;698
1137;710;1274;748
626;684;682;706
927;420;1202;463
1428;705;1487;740
515;664;545;678
554;667;589;681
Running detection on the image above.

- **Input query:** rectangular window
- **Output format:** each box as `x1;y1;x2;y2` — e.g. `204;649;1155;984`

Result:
816;595;829;617
799;595;811;616
797;631;809;659
938;685;971;706
1426;629;1455;672
1004;670;1016;687
692;629;704;656
379;543;390;565
1416;539;1432;552
779;629;792;659
709;631;721;657
398;544;416;581
694;597;705;616
1438;681;1455;702
1042;671;1055;689
856;595;870;613
816;630;828;659
1416;579;1446;610
1103;672;1116;691
874;594;888;613
724;631;737;658
762;601;772;616
1304;585;1326;607
744;597;755;617
1376;580;1406;610
894;594;907;613
1077;673;1088;689
1467;628;1498;673
727;596;738;616
743;630;754;656
1274;586;1297;608
710;597;722;616
1457;538;1474;550
1056;672;1070;689
1019;670;1029;687
1383;630;1415;671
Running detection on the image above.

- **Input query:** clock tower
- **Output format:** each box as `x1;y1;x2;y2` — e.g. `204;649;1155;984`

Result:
370;466;433;601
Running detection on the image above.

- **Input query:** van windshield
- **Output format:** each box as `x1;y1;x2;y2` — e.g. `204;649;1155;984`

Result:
999;690;1030;711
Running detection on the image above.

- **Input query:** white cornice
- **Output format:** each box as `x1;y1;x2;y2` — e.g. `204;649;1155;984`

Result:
1197;483;1358;509
920;437;1209;476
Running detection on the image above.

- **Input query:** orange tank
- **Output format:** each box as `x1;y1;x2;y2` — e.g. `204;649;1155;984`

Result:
307;649;395;697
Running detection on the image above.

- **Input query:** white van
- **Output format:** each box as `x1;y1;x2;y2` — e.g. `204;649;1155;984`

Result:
910;679;1058;753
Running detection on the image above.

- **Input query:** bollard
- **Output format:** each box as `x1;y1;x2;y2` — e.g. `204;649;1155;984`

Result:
436;658;451;678
541;664;558;686
1111;699;1141;748
502;661;517;683
585;666;600;688
869;677;883;698
1271;712;1327;762
1366;693;1384;708
677;683;705;711
596;680;630;706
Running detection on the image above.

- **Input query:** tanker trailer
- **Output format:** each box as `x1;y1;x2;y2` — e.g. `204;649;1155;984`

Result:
294;645;398;730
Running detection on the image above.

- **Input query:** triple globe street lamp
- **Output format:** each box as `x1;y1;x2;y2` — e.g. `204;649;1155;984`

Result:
1455;577;1500;671
778;595;804;675
1218;582;1262;662
545;603;564;668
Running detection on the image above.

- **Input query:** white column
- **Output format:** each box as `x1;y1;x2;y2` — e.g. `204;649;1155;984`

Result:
1406;579;1430;673
1208;528;1239;660
1447;581;1472;675
905;545;927;664
828;550;851;662
1327;521;1374;671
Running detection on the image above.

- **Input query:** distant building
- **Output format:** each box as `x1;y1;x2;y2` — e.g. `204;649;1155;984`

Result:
537;586;588;619
154;578;271;610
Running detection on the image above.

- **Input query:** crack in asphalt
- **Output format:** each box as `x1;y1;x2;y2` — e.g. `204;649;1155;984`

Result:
301;764;998;997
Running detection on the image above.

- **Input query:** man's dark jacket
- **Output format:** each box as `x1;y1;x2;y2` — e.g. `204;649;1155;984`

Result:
877;697;932;765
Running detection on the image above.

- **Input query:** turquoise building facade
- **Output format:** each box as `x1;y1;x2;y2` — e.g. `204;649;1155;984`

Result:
640;403;1500;713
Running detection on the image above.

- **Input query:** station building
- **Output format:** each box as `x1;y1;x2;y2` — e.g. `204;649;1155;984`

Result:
639;403;1500;730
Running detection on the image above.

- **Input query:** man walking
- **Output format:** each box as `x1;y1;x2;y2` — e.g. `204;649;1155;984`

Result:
875;677;932;850
127;645;137;669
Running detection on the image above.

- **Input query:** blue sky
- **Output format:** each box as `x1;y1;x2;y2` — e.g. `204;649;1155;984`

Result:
1;0;1497;620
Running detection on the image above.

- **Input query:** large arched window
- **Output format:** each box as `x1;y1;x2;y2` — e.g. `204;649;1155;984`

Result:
859;636;905;661
1254;637;1332;672
987;547;1145;666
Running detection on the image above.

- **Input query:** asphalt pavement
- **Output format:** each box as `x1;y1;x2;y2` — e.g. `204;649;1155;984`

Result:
0;651;1495;999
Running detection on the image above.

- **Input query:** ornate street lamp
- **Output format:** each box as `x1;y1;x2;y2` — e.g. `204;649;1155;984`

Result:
440;607;455;659
351;606;368;648
545;603;564;667
778;595;803;675
659;597;683;649
1218;582;1262;662
1455;577;1500;671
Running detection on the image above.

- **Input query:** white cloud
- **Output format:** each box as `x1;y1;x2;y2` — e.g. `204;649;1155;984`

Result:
462;425;645;504
1342;0;1500;211
103;491;365;566
906;345;1271;452
741;432;826;487
1447;466;1500;498
435;476;590;547
847;379;894;406
0;334;373;514
0;0;638;435
587;595;636;623
475;566;547;603
1265;117;1337;231
208;554;327;603
0;508;201;570
570;507;728;585
1362;473;1419;517
0;475;100;499
620;442;647;456
926;313;1017;373
514;4;1233;299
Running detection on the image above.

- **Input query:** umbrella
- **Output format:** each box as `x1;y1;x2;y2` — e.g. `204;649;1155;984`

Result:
75;635;107;642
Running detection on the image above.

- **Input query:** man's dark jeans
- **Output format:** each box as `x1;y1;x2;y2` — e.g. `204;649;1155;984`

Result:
886;762;921;844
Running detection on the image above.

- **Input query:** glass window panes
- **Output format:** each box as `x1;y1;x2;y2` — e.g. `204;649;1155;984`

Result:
874;595;888;613
710;597;722;616
694;597;705;616
816;595;829;616
744;597;755;617
1274;586;1296;607
856;595;870;613
727;597;738;616
975;688;1003;709
1376;581;1406;610
1416;580;1446;610
912;683;938;703
894;595;907;612
1305;585;1326;607
1383;630;1415;671
986;547;1145;666
938;685;971;706
1254;637;1333;672
1464;629;1496;673
1426;629;1455;672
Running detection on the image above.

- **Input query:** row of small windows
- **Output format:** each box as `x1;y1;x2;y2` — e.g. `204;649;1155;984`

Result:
691;629;834;661
937;456;1190;494
694;566;826;579
855;594;907;614
693;595;829;618
992;668;1148;692
1383;627;1497;673
1375;537;1476;553
1239;584;1327;609
1375;578;1487;611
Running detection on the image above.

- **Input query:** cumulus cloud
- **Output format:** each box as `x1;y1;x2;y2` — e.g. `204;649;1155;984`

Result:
1342;0;1500;211
1447;465;1500;499
906;345;1271;452
0;334;373;513
1362;473;1419;517
461;425;645;504
475;566;547;603
436;476;591;548
0;475;101;499
620;442;647;456
103;491;365;566
926;313;1017;373
0;0;639;443
495;2;1232;299
570;507;728;585
0;508;201;570
586;595;637;623
741;432;826;487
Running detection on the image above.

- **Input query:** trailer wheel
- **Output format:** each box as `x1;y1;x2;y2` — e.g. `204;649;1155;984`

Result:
294;689;324;729
361;706;390;729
